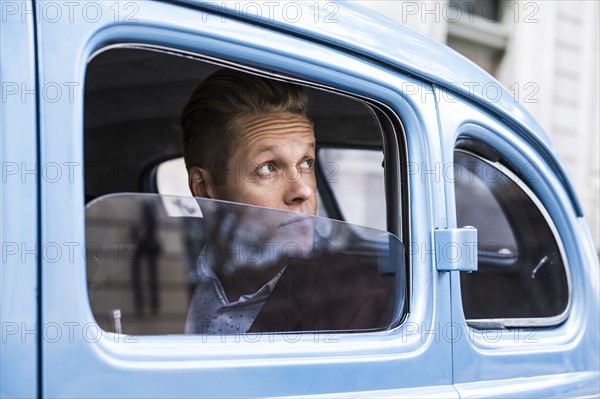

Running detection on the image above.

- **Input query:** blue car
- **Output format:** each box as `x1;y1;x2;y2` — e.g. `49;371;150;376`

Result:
1;1;598;397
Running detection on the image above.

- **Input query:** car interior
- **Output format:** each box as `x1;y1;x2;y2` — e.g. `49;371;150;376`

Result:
83;46;406;334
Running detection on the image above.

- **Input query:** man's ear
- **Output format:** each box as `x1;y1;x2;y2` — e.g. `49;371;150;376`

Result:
188;166;216;198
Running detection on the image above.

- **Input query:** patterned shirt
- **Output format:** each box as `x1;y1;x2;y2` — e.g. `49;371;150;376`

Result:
185;247;284;335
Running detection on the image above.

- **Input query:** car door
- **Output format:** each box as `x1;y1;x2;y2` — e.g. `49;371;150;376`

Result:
436;87;600;397
0;2;39;397
37;1;456;397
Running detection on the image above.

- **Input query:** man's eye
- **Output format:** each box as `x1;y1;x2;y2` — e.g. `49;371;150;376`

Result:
257;163;276;175
300;159;314;169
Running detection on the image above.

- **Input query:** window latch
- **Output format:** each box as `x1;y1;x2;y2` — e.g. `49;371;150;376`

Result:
434;226;478;272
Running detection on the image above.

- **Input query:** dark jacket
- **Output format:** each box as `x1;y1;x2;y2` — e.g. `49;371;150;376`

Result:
249;252;391;333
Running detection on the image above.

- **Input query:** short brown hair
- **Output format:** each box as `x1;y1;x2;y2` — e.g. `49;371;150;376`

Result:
181;69;309;183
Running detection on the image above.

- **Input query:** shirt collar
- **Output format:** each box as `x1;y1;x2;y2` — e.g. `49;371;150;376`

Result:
197;245;285;306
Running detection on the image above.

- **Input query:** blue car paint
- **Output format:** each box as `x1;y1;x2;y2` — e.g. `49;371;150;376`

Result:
32;2;454;397
436;93;600;396
0;2;39;397
0;1;598;397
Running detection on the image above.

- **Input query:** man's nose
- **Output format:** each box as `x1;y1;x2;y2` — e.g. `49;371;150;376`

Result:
283;165;313;206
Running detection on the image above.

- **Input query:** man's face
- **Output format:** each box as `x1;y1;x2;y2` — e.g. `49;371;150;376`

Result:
212;111;317;215
189;111;317;275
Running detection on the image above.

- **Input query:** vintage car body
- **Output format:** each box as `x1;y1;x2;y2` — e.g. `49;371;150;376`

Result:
1;1;598;397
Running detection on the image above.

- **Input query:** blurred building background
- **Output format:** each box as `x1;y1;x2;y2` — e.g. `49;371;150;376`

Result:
362;0;600;250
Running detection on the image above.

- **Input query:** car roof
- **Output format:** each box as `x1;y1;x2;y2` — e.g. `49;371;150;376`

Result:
177;0;581;215
182;1;541;137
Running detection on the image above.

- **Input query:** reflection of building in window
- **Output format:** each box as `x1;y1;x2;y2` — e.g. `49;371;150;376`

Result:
87;194;404;335
131;201;162;315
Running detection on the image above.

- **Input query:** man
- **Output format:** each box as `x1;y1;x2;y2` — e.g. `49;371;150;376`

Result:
181;69;390;335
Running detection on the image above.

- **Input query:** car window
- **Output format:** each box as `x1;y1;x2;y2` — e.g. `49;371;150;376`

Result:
84;47;406;335
454;149;569;327
86;193;404;335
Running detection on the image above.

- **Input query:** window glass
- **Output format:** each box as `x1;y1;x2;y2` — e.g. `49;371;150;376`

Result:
455;150;569;324
86;193;404;335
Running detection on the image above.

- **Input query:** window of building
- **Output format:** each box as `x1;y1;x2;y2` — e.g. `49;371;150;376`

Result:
450;0;501;22
447;0;507;76
454;148;569;327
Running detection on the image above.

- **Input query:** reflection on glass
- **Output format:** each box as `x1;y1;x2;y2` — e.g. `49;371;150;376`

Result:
131;201;162;316
86;193;404;336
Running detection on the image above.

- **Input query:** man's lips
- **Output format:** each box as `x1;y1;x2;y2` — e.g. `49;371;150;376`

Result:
278;215;313;227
